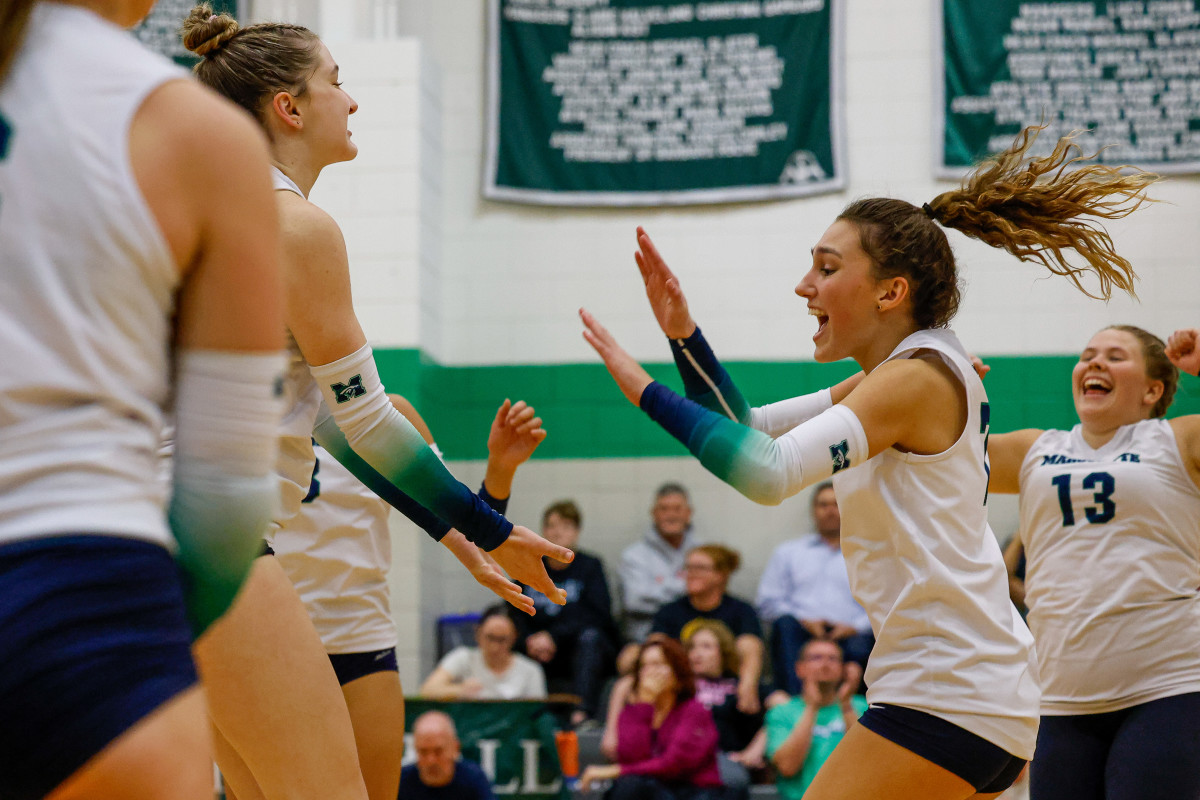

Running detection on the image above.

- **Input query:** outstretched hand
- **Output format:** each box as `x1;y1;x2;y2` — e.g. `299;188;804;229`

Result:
580;308;654;406
491;525;573;605
1167;328;1200;377
441;530;534;615
487;399;546;473
634;227;696;339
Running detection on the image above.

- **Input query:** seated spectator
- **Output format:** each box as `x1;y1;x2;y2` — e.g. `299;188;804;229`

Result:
401;711;496;800
420;606;546;700
510;500;618;727
580;635;739;800
652;545;764;714
618;483;699;646
684;620;771;791
756;482;873;694
765;640;866;800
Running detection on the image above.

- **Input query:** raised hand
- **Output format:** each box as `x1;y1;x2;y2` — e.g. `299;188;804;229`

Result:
634;227;696;339
441;530;534;615
490;525;573;605
487;399;546;473
1167;328;1200;377
838;662;864;702
580;308;654;406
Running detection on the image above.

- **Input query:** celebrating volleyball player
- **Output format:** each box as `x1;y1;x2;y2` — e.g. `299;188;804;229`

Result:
179;5;571;800
581;125;1156;799
0;1;285;798
983;325;1200;800
273;396;546;800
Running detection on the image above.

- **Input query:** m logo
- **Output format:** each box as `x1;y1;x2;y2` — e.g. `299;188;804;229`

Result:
829;440;850;474
331;375;366;404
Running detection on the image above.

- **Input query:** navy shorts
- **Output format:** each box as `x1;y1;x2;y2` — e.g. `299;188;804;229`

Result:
329;647;398;686
0;534;198;800
858;704;1027;793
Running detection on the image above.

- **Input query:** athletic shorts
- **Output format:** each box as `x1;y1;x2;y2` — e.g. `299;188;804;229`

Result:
0;534;198;800
859;703;1027;793
328;647;399;686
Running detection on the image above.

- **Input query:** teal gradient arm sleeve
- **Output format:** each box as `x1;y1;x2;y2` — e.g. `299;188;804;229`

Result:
638;381;868;505
668;327;751;423
310;346;512;551
170;350;286;637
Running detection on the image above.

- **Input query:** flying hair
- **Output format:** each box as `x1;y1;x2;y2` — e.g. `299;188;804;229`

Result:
928;124;1158;300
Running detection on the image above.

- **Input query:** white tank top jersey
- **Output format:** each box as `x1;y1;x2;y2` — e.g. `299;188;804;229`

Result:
273;442;397;653
834;328;1041;759
0;4;185;549
267;167;324;542
1019;419;1200;715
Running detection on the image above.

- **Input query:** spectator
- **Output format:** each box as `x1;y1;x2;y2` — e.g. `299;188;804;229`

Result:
756;482;873;694
400;711;496;800
765;640;866;800
684;620;771;791
511;500;618;726
652;545;764;714
420;606;546;700
618;483;698;644
580;635;735;800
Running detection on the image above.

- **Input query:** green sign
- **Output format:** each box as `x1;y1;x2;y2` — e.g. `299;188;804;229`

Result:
131;0;242;68
403;700;569;800
940;0;1200;176
486;0;845;206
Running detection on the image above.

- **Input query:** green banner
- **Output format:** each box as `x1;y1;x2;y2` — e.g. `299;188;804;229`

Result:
485;0;845;206
403;700;569;799
131;0;242;68
940;0;1200;176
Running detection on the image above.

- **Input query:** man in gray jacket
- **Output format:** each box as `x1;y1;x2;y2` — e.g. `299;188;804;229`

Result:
617;483;698;645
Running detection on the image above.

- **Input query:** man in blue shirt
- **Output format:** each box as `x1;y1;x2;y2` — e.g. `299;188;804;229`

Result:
399;712;495;800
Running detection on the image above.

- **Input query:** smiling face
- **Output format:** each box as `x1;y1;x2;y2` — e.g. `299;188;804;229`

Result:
298;42;359;166
796;219;898;365
686;628;724;678
1072;328;1163;431
652;491;691;542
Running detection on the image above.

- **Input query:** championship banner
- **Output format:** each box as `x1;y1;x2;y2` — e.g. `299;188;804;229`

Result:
403;699;569;800
131;0;242;67
485;0;845;206
938;0;1200;177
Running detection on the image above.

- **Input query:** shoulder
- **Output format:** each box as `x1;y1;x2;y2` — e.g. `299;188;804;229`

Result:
439;646;471;668
278;194;345;257
766;697;801;723
456;758;490;784
575;551;606;570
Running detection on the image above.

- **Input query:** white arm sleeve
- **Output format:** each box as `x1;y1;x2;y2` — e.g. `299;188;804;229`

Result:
748;388;833;437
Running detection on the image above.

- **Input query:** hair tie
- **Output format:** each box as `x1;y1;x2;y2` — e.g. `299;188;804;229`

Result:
921;202;935;219
209;14;218;22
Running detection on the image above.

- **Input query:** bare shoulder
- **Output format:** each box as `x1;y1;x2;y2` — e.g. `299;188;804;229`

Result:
135;79;270;169
277;194;345;258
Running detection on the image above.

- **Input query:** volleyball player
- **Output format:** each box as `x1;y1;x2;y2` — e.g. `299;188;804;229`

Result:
984;325;1200;800
581;125;1156;798
273;397;546;800
179;6;571;799
0;1;284;798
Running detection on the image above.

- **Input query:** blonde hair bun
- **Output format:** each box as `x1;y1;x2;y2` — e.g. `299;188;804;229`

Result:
181;3;239;57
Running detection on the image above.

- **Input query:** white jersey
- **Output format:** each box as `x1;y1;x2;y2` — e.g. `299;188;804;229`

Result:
273;443;396;653
1019;419;1200;714
267;167;323;542
834;329;1040;759
0;4;184;548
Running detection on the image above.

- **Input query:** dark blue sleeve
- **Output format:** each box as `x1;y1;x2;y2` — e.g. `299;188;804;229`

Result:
457;760;497;800
478;483;508;516
669;327;751;423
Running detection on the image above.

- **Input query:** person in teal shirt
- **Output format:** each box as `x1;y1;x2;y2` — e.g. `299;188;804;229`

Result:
765;639;867;798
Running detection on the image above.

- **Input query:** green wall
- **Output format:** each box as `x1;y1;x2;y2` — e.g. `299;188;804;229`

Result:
375;350;1200;460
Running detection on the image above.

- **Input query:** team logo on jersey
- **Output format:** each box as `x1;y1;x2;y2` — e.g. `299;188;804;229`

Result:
331;375;366;403
829;440;850;473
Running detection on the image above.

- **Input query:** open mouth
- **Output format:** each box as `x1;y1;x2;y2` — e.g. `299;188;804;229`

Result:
1081;376;1112;396
809;307;828;340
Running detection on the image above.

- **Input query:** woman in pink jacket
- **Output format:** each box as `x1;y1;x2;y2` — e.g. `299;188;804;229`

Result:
582;634;741;800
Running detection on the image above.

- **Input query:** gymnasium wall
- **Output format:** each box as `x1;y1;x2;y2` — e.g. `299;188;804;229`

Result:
285;0;1200;688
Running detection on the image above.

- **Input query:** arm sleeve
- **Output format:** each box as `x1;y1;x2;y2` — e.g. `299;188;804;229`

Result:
615;703;657;763
748;390;834;438
309;344;511;551
170;349;286;637
639;382;868;506
620;702;720;779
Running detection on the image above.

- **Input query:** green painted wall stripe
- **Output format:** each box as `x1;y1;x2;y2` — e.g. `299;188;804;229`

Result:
375;349;1200;460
